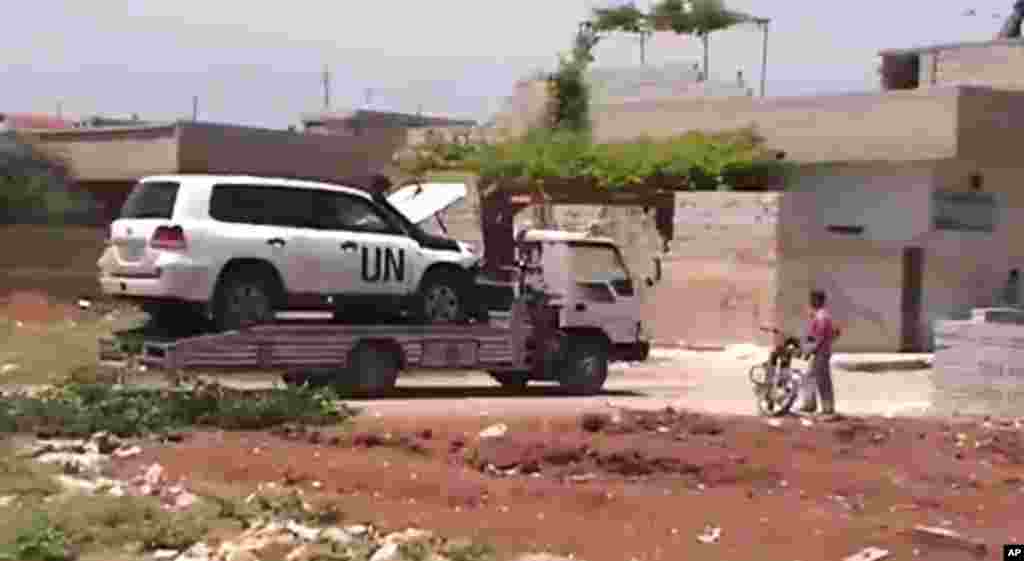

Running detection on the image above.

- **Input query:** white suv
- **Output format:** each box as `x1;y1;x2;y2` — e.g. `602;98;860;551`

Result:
98;175;480;331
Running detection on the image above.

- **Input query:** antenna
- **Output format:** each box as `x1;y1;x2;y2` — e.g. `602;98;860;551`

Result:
322;65;332;111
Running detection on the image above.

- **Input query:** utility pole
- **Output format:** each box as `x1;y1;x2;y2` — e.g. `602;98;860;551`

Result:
322;65;332;111
364;88;374;107
56;101;62;119
639;29;652;65
192;96;199;121
757;18;770;97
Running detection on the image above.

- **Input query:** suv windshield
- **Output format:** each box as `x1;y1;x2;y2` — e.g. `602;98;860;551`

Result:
120;181;180;219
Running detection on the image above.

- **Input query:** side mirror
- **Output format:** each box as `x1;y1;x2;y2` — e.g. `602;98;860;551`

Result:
645;277;655;288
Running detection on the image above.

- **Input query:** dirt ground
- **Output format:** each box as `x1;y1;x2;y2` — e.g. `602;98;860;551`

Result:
108;410;1024;561
0;290;82;324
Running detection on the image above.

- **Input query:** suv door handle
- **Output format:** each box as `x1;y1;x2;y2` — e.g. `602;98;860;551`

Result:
340;241;358;252
267;238;286;247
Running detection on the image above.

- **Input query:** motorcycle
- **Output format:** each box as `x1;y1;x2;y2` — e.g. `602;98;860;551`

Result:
749;326;807;416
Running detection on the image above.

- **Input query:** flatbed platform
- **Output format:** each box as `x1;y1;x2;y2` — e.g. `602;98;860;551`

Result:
100;319;536;374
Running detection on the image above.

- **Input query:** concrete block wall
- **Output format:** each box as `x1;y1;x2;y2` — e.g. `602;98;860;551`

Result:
435;178;780;346
933;313;1024;416
932;41;1024;90
590;88;960;163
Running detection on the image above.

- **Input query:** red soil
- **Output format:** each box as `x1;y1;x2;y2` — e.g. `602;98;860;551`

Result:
112;411;1024;561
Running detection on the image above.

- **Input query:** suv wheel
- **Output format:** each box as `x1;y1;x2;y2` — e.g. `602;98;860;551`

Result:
416;269;466;324
213;269;278;332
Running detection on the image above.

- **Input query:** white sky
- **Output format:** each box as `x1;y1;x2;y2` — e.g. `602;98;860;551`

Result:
1;0;1015;128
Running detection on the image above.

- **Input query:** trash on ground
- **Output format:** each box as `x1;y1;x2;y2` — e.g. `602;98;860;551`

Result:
842;546;890;561
696;524;721;544
479;423;509;439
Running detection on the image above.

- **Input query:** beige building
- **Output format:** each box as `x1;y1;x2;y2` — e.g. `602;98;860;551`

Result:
30;121;403;224
488;39;1024;351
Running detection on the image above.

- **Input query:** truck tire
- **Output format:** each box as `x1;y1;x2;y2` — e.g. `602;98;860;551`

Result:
559;337;609;396
342;342;400;396
489;371;530;391
143;303;210;335
212;268;279;332
415;269;467;324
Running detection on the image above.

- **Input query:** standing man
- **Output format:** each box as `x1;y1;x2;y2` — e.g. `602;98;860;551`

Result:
798;290;840;419
1002;269;1020;308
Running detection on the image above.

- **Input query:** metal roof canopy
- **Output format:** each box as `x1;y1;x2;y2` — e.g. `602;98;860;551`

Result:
478;178;681;275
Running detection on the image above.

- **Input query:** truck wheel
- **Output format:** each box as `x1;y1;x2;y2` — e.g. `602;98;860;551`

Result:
489;371;530;391
212;269;279;332
343;342;400;396
143;303;209;335
559;337;609;396
415;269;467;324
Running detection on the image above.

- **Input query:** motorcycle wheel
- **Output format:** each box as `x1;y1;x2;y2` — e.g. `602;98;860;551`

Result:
756;370;799;416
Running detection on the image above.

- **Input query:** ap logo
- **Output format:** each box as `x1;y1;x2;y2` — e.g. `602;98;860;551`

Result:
1006;544;1024;560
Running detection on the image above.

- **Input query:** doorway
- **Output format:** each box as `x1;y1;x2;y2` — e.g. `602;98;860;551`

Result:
901;247;925;351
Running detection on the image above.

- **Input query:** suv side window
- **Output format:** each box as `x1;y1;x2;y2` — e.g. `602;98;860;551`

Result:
314;191;402;235
210;184;316;228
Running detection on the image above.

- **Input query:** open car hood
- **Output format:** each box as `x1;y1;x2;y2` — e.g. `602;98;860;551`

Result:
387;182;467;225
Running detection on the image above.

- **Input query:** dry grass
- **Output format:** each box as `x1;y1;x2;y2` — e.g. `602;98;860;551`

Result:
0;313;142;386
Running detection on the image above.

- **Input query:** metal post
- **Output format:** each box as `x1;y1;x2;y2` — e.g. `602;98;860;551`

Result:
322;65;332;111
759;19;770;97
192;96;199;121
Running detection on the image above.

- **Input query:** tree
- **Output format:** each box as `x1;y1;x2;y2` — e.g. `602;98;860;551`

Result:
0;133;81;224
592;4;653;64
545;22;603;133
593;0;755;80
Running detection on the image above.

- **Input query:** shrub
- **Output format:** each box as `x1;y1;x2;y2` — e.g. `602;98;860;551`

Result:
0;382;355;438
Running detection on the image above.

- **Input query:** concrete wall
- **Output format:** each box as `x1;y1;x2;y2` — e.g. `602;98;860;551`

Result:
776;162;936;351
956;87;1024;164
933;313;1024;417
930;41;1024;90
924;160;1024;338
491;80;549;139
36;126;179;181
590;88;961;163
777;157;1024;352
176;122;401;183
433;174;779;346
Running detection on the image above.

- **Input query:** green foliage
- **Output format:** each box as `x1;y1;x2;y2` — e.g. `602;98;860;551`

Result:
649;0;752;36
0;381;354;438
435;127;787;191
546;55;592;133
442;539;497;561
0;133;89;225
0;513;73;561
544;22;602;133
593;4;648;33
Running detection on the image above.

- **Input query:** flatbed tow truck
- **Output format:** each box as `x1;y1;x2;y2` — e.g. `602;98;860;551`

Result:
97;182;677;396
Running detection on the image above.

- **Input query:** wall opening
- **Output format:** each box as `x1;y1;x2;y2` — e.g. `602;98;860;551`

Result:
881;54;921;91
901;247;925;352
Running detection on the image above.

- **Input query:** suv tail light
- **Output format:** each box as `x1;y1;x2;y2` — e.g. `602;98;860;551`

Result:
151;225;187;251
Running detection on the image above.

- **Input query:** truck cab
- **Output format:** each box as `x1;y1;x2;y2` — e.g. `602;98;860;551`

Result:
513;228;651;363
